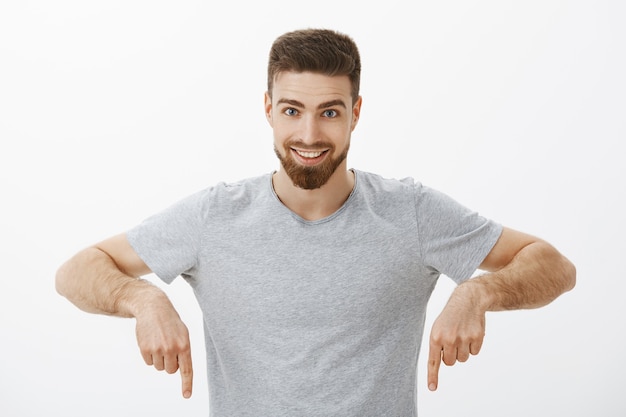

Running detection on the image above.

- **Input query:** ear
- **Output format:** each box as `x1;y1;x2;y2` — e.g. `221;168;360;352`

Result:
351;96;362;131
264;92;273;127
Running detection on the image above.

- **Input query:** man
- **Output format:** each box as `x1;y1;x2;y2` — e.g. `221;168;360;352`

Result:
56;29;575;416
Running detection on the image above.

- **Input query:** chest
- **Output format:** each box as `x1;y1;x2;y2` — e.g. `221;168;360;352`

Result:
189;213;437;332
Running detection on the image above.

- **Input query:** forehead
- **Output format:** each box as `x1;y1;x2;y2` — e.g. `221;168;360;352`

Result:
272;71;352;105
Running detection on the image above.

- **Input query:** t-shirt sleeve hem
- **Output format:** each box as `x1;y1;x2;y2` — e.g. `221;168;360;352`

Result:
126;229;179;285
451;221;503;284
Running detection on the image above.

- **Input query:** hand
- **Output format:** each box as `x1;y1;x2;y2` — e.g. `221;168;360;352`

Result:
135;305;193;399
427;284;486;391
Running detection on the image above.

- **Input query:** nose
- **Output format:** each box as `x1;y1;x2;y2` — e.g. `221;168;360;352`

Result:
299;114;321;145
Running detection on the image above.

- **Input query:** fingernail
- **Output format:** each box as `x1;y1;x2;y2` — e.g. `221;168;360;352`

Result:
183;391;191;399
428;383;436;391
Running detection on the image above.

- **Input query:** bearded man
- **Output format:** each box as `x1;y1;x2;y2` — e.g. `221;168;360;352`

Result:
56;28;575;417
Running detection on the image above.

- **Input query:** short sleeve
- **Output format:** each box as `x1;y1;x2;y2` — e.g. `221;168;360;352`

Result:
126;189;208;284
414;183;502;283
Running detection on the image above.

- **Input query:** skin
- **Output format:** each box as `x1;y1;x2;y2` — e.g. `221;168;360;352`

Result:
427;231;576;391
55;70;576;400
266;71;362;220
55;235;193;398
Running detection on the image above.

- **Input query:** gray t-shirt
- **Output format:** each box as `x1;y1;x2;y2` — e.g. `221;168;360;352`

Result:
127;170;502;417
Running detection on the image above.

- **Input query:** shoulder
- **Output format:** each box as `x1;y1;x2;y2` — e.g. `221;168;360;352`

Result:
202;173;273;215
354;170;417;194
353;170;470;205
352;170;420;219
353;170;479;218
209;174;270;199
154;174;270;220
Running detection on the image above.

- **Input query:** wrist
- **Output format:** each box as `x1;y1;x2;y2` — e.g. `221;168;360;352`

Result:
454;278;493;313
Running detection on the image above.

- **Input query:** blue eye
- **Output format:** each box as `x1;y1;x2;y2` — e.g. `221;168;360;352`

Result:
323;109;338;118
284;108;298;116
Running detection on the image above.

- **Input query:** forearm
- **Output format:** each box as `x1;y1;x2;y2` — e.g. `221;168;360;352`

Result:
55;247;168;317
457;241;576;312
427;239;575;391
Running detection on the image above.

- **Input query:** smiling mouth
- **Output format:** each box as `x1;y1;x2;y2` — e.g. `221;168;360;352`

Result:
289;148;330;166
294;149;327;158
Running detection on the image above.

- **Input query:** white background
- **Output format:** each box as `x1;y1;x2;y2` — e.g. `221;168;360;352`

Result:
1;1;624;415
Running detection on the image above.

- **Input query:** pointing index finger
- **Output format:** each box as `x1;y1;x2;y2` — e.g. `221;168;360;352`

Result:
178;350;193;399
427;342;442;391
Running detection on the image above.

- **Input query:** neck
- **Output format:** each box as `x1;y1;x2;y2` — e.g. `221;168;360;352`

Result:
272;163;355;221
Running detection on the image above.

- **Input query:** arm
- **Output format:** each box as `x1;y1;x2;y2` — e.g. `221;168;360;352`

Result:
427;227;576;391
55;233;194;399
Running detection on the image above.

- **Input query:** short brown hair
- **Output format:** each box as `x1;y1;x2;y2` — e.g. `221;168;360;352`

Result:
267;29;361;103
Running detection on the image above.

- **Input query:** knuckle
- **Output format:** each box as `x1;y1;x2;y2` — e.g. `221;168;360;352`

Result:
179;339;191;352
169;336;190;351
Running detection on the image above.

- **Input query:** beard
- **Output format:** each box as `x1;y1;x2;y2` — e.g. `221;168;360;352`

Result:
274;140;349;190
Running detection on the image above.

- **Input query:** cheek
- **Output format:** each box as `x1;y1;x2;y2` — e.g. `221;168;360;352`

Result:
272;124;290;150
272;118;299;140
334;124;353;143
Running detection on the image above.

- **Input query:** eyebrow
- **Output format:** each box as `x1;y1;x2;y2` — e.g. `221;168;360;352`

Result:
276;98;347;110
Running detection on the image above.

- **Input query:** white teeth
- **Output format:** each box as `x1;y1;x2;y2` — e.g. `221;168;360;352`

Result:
295;150;324;158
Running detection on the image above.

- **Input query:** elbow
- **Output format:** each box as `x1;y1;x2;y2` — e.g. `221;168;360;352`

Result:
55;261;71;298
55;247;95;298
562;256;577;293
541;242;576;299
55;250;85;299
544;242;576;295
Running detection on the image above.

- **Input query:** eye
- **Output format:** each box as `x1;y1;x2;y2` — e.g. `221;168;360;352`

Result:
284;108;298;116
322;109;338;118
